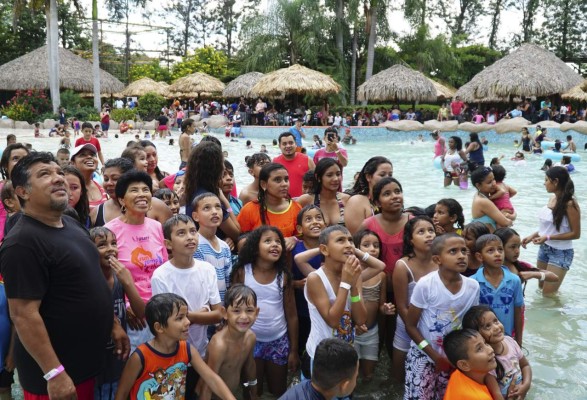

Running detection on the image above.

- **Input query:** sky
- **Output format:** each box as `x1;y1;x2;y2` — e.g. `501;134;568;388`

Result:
77;0;536;58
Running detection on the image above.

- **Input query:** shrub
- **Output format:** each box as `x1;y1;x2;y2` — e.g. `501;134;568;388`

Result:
110;108;137;122
60;90;83;110
1;89;52;123
136;92;167;120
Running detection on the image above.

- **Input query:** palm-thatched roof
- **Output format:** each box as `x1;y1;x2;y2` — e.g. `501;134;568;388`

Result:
429;78;457;100
223;72;264;98
455;43;583;101
167;72;225;96
252;64;341;97
357;64;437;102
561;80;587;101
119;77;169;97
0;45;124;93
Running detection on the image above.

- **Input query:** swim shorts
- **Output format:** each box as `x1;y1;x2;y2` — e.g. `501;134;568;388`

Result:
538;243;574;271
254;332;290;366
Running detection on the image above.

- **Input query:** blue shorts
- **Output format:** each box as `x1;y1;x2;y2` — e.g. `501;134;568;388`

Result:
538;243;574;270
254;333;289;365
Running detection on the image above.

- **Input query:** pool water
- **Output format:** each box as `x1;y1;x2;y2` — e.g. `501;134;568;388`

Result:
13;127;587;400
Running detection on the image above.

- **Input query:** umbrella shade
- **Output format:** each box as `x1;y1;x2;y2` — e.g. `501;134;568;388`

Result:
252;64;341;97
223;72;264;98
455;43;583;101
120;78;169;97
561;81;587;101
357;64;437;102
0;45;124;93
168;72;225;96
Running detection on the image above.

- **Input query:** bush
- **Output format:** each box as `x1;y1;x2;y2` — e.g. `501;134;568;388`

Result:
137;92;167;120
60;90;83;110
69;106;100;121
110;108;137;122
1;89;52;123
4;103;35;122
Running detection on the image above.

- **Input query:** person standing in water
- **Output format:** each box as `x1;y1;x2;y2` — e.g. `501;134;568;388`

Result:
431;130;446;159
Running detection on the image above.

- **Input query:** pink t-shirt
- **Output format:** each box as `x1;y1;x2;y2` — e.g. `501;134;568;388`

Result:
364;215;406;274
105;217;168;301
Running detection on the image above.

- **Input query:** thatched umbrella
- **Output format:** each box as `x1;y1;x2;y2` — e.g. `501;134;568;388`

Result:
167;72;225;97
561;80;587;101
429;78;456;101
252;64;341;97
455;43;583;101
119;77;170;97
223;72;264;98
357;64;437;102
0;45;124;93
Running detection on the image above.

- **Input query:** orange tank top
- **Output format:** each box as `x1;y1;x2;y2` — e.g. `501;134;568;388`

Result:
130;341;191;400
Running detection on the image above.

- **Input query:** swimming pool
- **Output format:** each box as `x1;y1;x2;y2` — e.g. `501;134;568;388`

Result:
20;126;587;399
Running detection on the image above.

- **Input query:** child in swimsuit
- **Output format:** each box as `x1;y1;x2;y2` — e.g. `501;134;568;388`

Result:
489;165;517;224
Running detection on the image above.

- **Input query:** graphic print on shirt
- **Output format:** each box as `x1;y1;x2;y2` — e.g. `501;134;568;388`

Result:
479;286;514;315
131;246;163;273
137;363;187;400
429;308;459;348
334;310;355;344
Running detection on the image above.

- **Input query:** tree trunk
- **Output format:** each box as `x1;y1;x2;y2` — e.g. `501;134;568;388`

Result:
350;28;357;105
561;0;569;59
226;1;233;58
522;0;539;42
488;0;502;49
336;0;344;56
47;0;60;113
92;0;101;111
365;1;376;82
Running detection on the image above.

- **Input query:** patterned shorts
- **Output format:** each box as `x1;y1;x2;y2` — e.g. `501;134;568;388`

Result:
404;344;450;400
254;333;290;366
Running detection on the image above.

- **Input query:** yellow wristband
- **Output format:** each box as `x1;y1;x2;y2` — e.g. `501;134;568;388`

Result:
418;340;430;350
350;295;361;303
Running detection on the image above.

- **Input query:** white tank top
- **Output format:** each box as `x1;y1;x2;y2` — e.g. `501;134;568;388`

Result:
244;263;287;342
304;267;354;359
538;206;572;250
443;151;462;171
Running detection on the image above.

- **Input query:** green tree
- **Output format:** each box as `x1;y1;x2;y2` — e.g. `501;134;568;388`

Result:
540;0;587;61
0;1;45;65
436;0;482;41
129;60;171;82
211;0;255;59
171;46;229;80
448;45;502;87
161;0;213;57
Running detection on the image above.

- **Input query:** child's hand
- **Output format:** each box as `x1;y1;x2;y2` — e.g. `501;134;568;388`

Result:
507;373;529;400
293;278;307;289
4;353;14;373
109;257;133;287
521;235;536;248
224;237;235;251
355;323;368;335
381;302;395;315
342;256;361;287
126;307;146;331
434;224;446;235
284;237;297;251
287;352;300;373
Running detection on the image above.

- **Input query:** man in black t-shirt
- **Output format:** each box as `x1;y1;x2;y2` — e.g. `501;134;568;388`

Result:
156;111;170;139
0;152;120;398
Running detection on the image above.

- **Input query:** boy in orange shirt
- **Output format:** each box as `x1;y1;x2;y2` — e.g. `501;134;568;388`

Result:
443;329;500;400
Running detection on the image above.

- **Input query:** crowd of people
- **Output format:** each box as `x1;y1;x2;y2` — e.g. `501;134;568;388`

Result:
0;117;581;400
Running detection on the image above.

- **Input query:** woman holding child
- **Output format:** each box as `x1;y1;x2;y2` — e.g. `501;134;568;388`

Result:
470;167;513;232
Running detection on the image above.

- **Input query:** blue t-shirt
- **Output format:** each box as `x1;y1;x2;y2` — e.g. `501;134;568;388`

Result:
291;241;322;318
289;126;305;147
278;379;326;400
472;267;524;336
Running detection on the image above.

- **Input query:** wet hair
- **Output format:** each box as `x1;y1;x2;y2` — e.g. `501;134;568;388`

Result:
11;152;54;196
469;132;482;145
180;118;195;133
372;177;402;204
200;135;222;148
62;165;90;226
436;198;465;230
353;229;382;258
314;158;341;195
114;170;153;200
89;226;115;242
154;188;178;203
232;226;290;293
278;131;295;144
121;144;146;166
81;122;93;131
402;215;435;257
470;166;493;188
406;206;429;217
430;232;462;256
258;163;288;225
224;284;258;308
245;152;271;169
541;159;553;170
162;214;195;240
145;293;188;335
462;222;490;249
545;166;577;230
475;233;502;253
185;141;223;202
104;157;134;174
0;143;30;180
296;204;325;226
347;156;392;196
449;136;463;151
319;225;350;246
63;206;80;221
491;165;506;182
561;156;571;165
0;181;17;213
313;338;358;390
56;148;70;156
139;140;166;180
462;305;505;379
443;329;482;368
224;159;234;172
191;192;219;212
6;134;16;143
